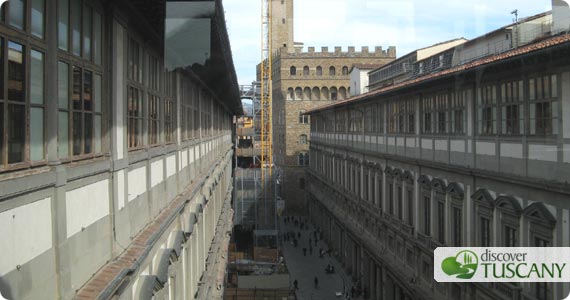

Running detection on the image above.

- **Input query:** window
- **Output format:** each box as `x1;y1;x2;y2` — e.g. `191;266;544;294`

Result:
58;0;69;50
407;190;414;226
398;185;403;220
388;101;398;134
290;66;296;76
452;207;462;246
529;74;558;135
500;80;524;135
435;93;448;134
59;0;102;63
405;98;415;133
303;66;309;76
329;66;336;76
377;104;384;134
437;200;445;244
348;109;362;133
342;66;349;75
504;225;517;247
299;178;305;189
298;152;309;166
364;105;376;133
299;111;309;124
450;90;465;134
330;87;337;100
480;217;491;247
422;95;434;134
9;0;26;31
424;196;431;235
388;183;394;214
316;66;322;76
149;95;159;145
71;67;96;156
287;87;294;100
128;87;143;148
478;84;497;135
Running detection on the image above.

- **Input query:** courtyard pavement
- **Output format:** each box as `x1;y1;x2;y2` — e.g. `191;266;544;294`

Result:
280;217;353;300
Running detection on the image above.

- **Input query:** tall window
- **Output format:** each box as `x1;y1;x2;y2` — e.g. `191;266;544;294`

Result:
424;196;431;235
71;67;96;156
478;84;497;135
504;225;517;247
388;183;394;215
450;90;465;134
422;96;434;134
397;185;403;220
500;80;524;135
298;152;309;166
303;66;309;76
127;37;144;149
435;93;448;134
452;207;462;246
329;66;336;76
299;110;309;124
364;105;376;134
388;101;398;133
480;217;491;247
342;66;349;75
437;200;445;244
407;190;414;226
529;74;558;135
148;95;159;145
299;134;307;144
316;66;322;76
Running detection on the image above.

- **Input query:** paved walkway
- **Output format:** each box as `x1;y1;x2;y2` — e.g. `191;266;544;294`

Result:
280;216;353;300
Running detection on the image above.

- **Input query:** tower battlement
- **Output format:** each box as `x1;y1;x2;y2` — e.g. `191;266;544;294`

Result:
283;46;396;58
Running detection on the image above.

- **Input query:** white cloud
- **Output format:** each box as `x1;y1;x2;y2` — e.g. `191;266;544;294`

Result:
224;0;551;85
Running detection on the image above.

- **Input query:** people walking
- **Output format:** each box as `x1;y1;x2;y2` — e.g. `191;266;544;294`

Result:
303;247;307;256
314;276;319;289
294;279;298;290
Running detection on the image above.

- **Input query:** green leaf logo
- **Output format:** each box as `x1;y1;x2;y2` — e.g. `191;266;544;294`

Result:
441;250;478;279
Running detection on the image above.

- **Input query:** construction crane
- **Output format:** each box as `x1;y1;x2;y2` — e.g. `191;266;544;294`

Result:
260;0;273;196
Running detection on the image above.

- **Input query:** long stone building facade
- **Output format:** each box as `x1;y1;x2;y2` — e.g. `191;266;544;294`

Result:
268;0;396;213
0;0;240;299
305;8;570;300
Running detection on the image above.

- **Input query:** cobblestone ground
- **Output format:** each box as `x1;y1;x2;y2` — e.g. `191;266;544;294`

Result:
280;216;353;300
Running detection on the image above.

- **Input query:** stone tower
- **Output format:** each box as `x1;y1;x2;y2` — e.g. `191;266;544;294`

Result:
271;0;294;51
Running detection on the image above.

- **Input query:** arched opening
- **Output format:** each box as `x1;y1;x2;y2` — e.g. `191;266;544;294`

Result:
295;87;302;100
299;134;307;144
303;87;311;100
330;87;338;100
303;66;309;76
342;66;349;75
312;87;320;100
329;66;336;76
290;66;296;76
287;87;294;100
316;66;322;76
321;87;329;100
339;87;347;100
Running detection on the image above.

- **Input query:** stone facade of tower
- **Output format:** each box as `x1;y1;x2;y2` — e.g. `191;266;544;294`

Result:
271;0;295;51
269;2;397;212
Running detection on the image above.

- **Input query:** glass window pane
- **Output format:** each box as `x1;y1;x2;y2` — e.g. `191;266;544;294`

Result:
58;112;69;158
94;114;101;153
31;0;44;38
8;42;25;102
58;0;69;50
83;6;91;60
31;50;44;105
93;11;101;64
58;62;69;109
7;104;25;163
30;107;44;161
9;0;25;30
84;113;92;154
94;74;101;112
71;0;81;56
72;66;81;110
83;70;92;111
72;112;82;155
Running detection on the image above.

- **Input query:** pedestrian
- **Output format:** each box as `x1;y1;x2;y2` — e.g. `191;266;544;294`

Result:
298;231;301;238
351;286;356;298
294;279;298;290
314;276;319;289
303;247;307;256
314;230;317;241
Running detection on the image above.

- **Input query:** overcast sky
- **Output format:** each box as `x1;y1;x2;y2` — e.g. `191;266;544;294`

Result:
223;0;551;86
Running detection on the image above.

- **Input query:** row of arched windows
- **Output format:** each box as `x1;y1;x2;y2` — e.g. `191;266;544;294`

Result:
290;66;349;77
287;86;349;101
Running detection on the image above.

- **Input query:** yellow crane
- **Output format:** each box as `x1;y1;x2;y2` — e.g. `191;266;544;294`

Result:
260;0;272;186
